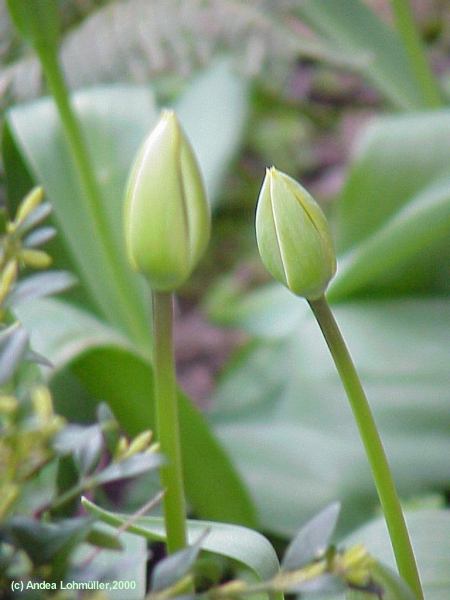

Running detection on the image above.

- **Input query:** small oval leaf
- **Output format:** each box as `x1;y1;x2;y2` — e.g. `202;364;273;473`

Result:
282;503;341;571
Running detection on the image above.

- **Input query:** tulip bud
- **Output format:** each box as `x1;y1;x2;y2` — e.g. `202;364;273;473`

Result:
255;167;336;300
124;110;210;291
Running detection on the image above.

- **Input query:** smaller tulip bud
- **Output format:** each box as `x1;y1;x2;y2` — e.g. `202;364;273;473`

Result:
124;110;210;291
255;167;336;300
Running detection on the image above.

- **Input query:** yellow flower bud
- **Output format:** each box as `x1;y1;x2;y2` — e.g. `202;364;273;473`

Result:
15;187;44;225
255;167;336;299
20;249;52;269
0;260;18;304
124;110;210;291
114;436;129;461
123;430;153;459
31;385;54;422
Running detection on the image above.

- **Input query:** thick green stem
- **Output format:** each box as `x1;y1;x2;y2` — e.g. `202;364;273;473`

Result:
152;291;187;553
308;296;423;600
390;0;442;108
35;48;147;347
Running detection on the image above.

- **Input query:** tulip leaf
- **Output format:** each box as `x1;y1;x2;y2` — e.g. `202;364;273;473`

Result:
345;510;450;600
205;279;304;339
209;298;450;536
15;298;257;527
82;497;280;584
335;110;450;295
321;510;450;600
5;86;156;347
329;176;450;301
337;110;450;250
295;0;425;109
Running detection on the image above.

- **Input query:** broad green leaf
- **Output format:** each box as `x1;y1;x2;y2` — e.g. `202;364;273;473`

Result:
295;0;425;109
341;510;450;600
15;298;257;527
210;299;450;536
82;497;280;584
335;110;450;294
176;59;250;206
205;279;305;338
330;176;450;300
6;86;156;347
337;111;450;250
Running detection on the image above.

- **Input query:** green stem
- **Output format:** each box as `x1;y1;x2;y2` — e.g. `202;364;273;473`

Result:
308;296;423;600
390;0;442;107
35;48;147;347
152;291;187;553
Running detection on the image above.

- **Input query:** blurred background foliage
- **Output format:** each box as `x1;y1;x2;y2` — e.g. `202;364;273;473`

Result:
1;0;449;597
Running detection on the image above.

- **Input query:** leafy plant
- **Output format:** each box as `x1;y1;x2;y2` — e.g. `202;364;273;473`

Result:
85;498;418;600
3;30;255;528
2;1;449;599
0;188;163;596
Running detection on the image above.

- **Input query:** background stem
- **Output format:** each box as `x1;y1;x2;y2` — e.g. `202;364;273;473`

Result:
152;291;187;553
390;0;442;107
308;296;423;600
36;48;148;347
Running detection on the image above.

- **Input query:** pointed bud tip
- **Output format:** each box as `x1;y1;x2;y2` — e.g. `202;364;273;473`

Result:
256;166;336;299
124;108;210;291
161;108;176;120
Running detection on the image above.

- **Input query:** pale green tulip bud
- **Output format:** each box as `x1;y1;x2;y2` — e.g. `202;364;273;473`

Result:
256;167;336;300
124;110;210;291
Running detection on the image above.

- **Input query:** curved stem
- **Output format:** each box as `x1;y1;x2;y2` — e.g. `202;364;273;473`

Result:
152;291;187;553
390;0;442;108
308;296;423;600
